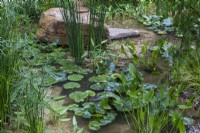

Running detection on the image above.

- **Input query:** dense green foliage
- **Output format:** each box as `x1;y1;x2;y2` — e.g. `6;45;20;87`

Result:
60;0;85;65
0;0;199;132
153;0;200;48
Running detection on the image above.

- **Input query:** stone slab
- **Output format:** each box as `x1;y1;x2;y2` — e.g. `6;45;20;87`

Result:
108;28;140;40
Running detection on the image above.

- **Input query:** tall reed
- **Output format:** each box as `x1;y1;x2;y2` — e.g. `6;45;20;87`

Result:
20;73;46;133
0;1;21;128
0;41;21;128
14;0;40;21
60;0;84;65
88;0;107;51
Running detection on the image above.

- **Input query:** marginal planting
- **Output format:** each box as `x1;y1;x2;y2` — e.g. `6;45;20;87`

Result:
60;0;85;65
87;0;107;51
0;0;199;132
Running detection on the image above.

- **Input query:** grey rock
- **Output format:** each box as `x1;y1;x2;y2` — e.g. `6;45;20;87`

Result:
108;28;140;40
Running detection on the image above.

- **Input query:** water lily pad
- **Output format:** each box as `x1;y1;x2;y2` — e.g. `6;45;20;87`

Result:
68;74;84;81
89;75;107;83
43;77;57;86
67;104;80;111
76;68;93;75
90;83;105;91
88;112;117;131
69;90;96;103
99;112;117;125
88;120;101;131
63;82;81;89
97;92;121;101
60;61;82;74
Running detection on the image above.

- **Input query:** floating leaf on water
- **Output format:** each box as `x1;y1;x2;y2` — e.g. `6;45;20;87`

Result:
60;61;82;73
69;90;96;103
67;104;79;111
89;75;107;83
82;110;92;118
100;99;112;110
43;77;57;87
90;83;105;91
68;74;84;81
63;82;81;89
88;112;117;131
88;120;101;131
59;60;74;66
76;68;93;75
99;112;117;125
97;92;121;101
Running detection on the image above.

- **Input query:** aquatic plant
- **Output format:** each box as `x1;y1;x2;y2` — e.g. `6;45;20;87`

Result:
20;73;46;133
112;64;185;132
68;74;84;82
153;0;199;50
60;0;85;65
0;41;21;128
0;1;22;128
14;0;41;21
69;90;96;103
122;40;164;73
173;46;200;95
63;82;81;90
87;0;107;51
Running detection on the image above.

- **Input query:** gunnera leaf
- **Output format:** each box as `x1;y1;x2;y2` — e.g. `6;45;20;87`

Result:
68;74;84;81
63;82;81;89
69;90;96;103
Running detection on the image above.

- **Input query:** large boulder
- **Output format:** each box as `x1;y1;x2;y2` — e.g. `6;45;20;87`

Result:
36;7;109;46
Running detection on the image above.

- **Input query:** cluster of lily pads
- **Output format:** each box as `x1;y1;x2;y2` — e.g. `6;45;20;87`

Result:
22;37;193;132
64;61;193;131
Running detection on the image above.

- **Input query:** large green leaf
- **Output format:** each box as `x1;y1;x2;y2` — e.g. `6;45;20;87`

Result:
63;82;81;89
76;68;93;75
97;92;121;101
68;74;84;81
69;91;96;103
89;75;107;83
90;83;106;90
88;120;101;131
99;112;117;125
88;112;117;131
